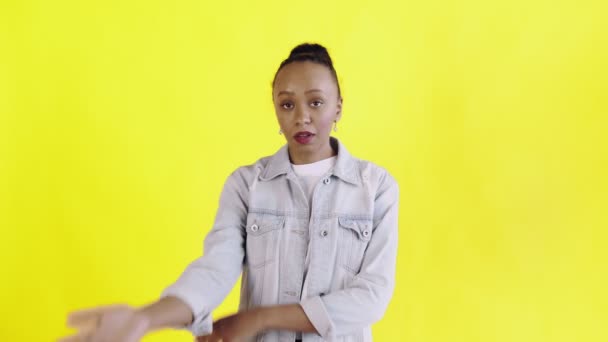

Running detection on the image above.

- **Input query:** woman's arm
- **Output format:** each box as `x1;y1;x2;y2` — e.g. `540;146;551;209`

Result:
60;167;251;342
59;297;194;342
299;171;400;339
196;304;317;342
136;296;195;332
159;168;250;336
259;304;317;332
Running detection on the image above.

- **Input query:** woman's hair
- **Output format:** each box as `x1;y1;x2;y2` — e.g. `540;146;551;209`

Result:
273;43;342;98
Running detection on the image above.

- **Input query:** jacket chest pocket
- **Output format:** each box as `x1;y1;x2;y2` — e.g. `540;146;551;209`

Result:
245;213;285;269
337;217;373;274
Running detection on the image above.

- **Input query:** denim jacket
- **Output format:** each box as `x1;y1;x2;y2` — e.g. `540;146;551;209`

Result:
160;137;400;342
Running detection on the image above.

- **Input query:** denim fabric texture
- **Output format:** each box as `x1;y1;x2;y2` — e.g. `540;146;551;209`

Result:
161;137;400;342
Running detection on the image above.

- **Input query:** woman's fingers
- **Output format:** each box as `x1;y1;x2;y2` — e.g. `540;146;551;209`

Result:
115;314;150;342
66;309;99;329
62;304;132;342
59;304;147;342
57;330;92;342
66;304;128;328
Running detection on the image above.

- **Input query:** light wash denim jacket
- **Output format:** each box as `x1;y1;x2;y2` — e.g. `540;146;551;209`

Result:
160;137;399;342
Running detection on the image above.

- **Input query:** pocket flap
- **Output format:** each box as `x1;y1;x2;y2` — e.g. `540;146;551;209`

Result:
246;214;285;236
338;217;373;241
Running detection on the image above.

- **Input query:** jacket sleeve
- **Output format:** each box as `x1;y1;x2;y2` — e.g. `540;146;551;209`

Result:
159;168;249;336
300;171;399;339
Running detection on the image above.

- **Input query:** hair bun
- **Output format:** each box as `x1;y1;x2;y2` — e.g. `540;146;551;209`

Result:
273;42;341;96
289;43;333;65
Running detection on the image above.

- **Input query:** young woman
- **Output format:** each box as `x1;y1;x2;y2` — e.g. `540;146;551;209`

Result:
60;43;399;342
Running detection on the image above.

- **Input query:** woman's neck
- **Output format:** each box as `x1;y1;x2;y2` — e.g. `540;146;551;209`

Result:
288;143;336;165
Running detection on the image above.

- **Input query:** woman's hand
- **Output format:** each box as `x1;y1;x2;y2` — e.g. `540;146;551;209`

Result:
195;309;266;342
58;304;150;342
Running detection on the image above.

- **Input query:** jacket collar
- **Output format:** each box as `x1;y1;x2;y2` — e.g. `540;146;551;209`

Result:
260;137;360;185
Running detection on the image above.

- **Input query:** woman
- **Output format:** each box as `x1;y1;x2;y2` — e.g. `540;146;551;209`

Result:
60;43;399;342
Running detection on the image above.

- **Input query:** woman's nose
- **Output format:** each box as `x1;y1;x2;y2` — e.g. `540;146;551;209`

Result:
295;107;311;125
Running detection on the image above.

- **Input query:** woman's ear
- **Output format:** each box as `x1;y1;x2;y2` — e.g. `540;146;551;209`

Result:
336;97;343;121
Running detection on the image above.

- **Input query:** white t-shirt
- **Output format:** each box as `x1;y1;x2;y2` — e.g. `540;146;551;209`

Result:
291;156;337;206
291;156;336;338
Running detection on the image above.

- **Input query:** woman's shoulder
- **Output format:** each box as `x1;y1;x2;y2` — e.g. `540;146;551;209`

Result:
353;157;398;189
224;154;274;184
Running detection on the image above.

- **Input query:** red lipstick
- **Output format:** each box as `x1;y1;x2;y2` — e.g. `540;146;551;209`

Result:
293;131;315;144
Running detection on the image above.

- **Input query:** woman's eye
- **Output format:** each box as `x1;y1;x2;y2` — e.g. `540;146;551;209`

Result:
311;100;323;107
281;102;294;110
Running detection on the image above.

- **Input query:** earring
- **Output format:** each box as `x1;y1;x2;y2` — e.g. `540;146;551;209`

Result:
279;129;283;135
333;121;338;132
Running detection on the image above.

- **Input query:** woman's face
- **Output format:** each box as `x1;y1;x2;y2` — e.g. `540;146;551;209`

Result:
272;61;342;164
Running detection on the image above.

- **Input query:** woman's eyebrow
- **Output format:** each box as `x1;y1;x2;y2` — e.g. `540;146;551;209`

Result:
277;89;323;96
305;89;323;94
277;90;294;96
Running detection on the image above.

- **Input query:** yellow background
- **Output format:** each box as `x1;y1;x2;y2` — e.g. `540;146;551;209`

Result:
1;0;607;341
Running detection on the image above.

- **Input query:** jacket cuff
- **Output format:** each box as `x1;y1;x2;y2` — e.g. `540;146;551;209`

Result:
160;286;213;336
300;296;335;340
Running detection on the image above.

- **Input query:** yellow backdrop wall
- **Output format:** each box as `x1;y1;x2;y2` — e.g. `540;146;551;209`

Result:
1;0;607;341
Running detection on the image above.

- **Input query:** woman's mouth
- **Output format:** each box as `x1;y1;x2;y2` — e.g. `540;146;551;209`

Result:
293;131;315;144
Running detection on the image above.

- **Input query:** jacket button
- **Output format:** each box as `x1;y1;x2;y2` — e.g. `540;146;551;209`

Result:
321;230;329;237
323;177;331;185
251;224;259;232
362;230;370;237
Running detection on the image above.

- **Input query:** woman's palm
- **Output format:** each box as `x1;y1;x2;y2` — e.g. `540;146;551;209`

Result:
58;304;149;342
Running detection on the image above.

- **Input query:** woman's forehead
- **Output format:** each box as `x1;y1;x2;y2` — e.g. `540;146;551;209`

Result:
274;61;336;94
